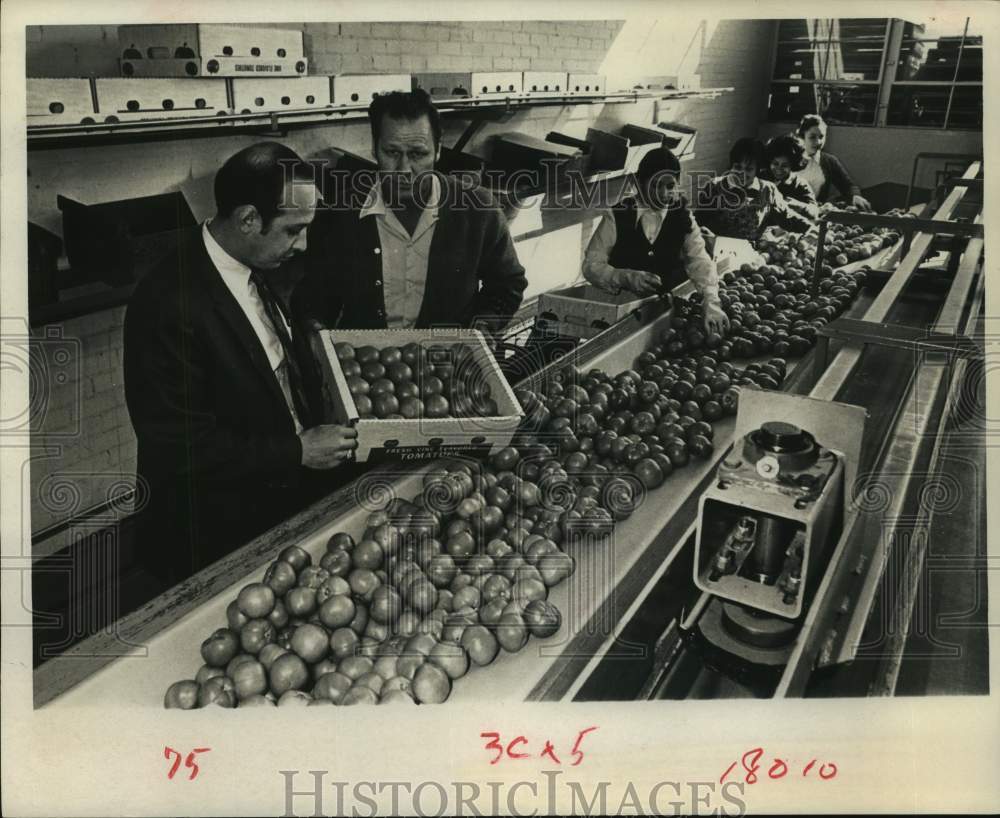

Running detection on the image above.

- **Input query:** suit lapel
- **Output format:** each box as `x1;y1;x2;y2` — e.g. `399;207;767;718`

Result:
186;229;294;423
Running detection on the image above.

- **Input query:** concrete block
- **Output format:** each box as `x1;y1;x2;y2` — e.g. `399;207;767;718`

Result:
340;23;372;38
372;54;403;71
370;22;400;39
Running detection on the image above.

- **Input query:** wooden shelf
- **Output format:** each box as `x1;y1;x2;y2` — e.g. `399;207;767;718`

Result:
26;87;732;150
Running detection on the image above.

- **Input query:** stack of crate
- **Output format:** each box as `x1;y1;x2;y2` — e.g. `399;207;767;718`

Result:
108;24;327;121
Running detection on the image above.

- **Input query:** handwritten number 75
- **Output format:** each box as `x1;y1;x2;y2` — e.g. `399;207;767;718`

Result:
164;747;211;780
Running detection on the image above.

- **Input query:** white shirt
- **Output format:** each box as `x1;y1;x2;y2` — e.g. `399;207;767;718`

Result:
360;173;442;327
202;222;303;433
583;203;720;304
800;150;826;197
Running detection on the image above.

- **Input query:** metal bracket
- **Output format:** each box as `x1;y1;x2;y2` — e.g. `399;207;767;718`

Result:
812;317;982;386
452;117;488;153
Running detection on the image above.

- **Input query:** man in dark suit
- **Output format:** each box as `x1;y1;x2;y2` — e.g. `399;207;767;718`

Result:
292;89;527;335
124;142;358;583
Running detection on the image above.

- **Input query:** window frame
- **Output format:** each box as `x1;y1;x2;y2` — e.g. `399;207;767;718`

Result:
766;17;982;131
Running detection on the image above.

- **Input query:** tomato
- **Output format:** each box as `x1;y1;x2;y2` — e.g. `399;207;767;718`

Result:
665;440;690;467
164;679;200;710
688;435;714;459
412;662;452;703
200;628;240;668
633;458;664;489
523;600;562;638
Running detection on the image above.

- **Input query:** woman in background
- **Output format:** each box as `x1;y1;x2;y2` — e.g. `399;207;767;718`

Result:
796;114;871;209
697;137;811;244
761;134;819;221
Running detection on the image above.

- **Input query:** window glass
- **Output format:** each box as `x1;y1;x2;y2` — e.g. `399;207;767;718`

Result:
774;41;884;81
947;85;983;130
770;17;980;130
896;17;981;81
768;83;878;125
887;86;950;127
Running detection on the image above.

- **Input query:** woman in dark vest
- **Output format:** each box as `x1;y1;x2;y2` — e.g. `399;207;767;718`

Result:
761;134;819;221
583;146;728;336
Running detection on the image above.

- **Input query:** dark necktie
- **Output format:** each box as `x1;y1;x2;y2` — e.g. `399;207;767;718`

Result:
249;269;313;428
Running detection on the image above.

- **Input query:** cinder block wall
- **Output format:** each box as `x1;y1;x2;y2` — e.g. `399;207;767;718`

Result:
26;20;775;549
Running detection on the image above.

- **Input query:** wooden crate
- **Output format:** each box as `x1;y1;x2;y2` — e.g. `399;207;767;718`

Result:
311;329;524;463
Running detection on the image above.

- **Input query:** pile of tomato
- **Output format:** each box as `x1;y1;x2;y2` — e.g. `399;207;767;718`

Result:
164;349;785;709
164;239;879;709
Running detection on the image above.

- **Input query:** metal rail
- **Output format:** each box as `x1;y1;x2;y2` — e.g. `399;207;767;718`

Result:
810;161;981;403
775;166;984;695
622;161;985;700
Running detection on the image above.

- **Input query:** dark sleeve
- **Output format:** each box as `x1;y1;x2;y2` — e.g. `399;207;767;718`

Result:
463;204;528;333
825;153;861;200
291;211;345;329
124;285;302;485
765;184;812;234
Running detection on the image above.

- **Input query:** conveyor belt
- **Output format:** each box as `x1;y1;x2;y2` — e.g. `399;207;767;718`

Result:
36;180;981;707
601;230;984;702
572;287;944;701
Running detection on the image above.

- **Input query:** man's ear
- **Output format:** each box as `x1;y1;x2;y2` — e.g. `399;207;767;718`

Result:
236;205;261;235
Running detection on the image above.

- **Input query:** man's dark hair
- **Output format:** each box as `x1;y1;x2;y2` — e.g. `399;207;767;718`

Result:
729;137;765;169
636;146;682;184
764;134;806;170
797;114;826;136
214;141;316;227
368;89;442;147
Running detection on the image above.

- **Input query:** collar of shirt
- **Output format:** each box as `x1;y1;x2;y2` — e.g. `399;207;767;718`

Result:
202;219;253;288
360;172;442;240
806;150;823;166
202;220;285;365
634;204;666;244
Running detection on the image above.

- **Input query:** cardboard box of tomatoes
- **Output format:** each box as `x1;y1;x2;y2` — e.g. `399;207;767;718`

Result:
536;284;661;340
312;329;524;463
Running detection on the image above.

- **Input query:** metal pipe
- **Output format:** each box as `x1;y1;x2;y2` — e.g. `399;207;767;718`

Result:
749;515;788;583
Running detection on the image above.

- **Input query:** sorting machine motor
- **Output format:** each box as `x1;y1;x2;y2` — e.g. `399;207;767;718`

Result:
687;391;865;680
